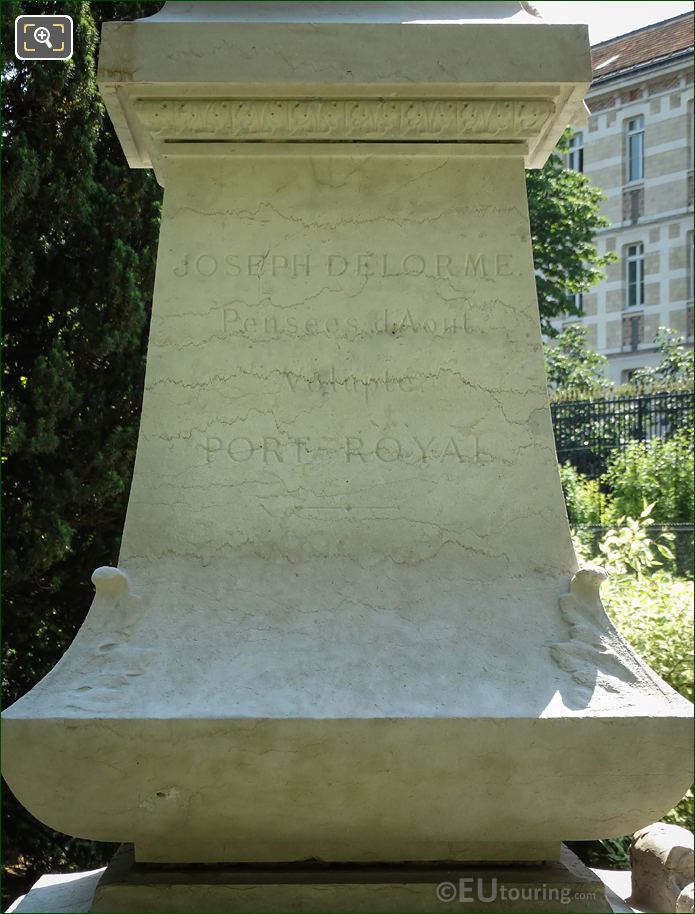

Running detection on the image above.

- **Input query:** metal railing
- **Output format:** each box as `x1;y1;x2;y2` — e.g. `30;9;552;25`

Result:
551;390;693;479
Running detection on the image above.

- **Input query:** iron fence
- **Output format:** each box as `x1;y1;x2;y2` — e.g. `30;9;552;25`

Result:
551;390;693;479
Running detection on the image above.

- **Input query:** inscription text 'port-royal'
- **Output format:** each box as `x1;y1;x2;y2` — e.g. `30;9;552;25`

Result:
204;433;481;465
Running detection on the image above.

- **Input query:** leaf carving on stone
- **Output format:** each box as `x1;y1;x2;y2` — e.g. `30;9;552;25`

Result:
551;566;671;699
133;98;555;142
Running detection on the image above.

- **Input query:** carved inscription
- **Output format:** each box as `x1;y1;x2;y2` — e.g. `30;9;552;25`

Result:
282;369;416;403
223;308;463;339
205;433;480;465
174;239;497;467
135;98;555;141
173;252;513;279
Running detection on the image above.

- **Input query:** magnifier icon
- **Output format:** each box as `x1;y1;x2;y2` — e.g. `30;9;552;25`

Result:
33;25;53;49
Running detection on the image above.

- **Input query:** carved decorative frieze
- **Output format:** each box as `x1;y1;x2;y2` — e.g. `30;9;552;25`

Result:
133;98;555;142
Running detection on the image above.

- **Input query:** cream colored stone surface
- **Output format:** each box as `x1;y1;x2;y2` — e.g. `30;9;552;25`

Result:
582;293;598;317
677;883;694;913
584;324;599;347
644;282;660;308
7;847;630;914
88;844;612;913
644;313;660;342
591;872;637;914
670;246;688;271
2;0;692;869
630;823;694;914
645;180;688;216
669;308;689;335
670;277;689;303
96;1;590;171
605;320;622;349
605;290;624;313
6;870;104;914
644;253;660;276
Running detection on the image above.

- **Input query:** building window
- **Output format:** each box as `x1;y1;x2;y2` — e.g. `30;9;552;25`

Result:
626;243;644;307
564;291;584;315
568;131;584;172
688;231;694;303
626;115;644;183
622;187;644;224
622;313;644;351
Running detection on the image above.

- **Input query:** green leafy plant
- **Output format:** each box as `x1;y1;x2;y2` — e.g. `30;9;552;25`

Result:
663;789;694;832
544;325;613;393
570;514;694;866
632;328;695;388
601;548;694;833
559;462;604;526
602;569;693;703
604;431;694;528
593;502;675;578
580;505;695;848
527;128;616;334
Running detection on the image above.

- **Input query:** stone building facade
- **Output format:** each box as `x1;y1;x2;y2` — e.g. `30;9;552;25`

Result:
559;12;693;383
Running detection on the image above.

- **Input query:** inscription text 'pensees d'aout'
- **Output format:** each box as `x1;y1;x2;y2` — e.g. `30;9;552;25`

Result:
221;308;466;339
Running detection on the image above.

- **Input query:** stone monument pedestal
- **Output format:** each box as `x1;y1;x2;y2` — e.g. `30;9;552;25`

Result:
2;1;692;908
87;844;612;914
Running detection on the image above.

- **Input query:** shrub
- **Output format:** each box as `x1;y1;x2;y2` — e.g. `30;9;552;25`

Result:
603;566;694;835
575;515;694;846
594;503;675;577
604;431;694;527
559;462;604;526
602;571;693;703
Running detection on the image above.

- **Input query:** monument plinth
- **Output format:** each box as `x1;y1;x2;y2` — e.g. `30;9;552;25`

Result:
3;1;692;907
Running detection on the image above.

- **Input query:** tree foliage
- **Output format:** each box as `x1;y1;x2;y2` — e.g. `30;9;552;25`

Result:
544;324;612;392
527;129;615;334
2;0;163;879
632;327;695;388
604;431;694;528
547;324;694;400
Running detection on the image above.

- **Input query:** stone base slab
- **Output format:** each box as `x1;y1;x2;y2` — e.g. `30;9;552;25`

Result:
7;850;642;913
69;844;615;913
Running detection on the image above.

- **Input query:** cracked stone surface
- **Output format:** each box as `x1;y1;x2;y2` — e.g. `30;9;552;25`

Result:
2;0;692;870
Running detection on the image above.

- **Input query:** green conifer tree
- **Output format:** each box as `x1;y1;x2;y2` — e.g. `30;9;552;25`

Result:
2;0;163;879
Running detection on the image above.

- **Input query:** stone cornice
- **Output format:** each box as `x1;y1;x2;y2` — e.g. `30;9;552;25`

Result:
132;97;555;143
